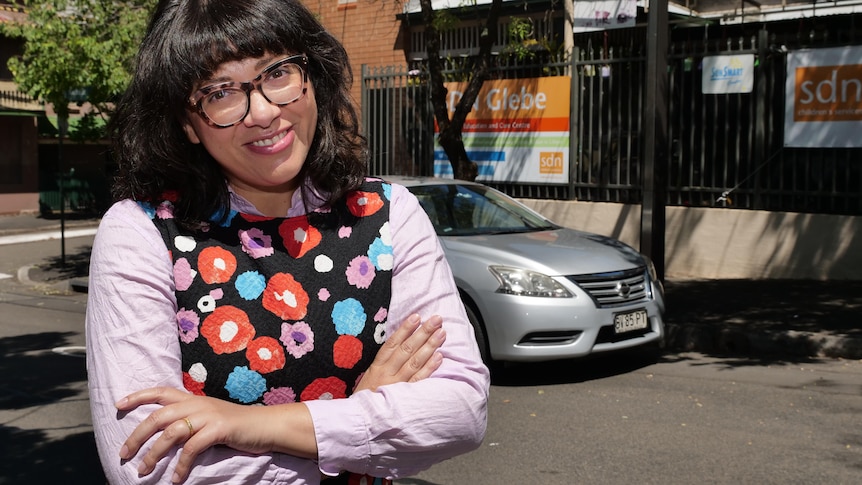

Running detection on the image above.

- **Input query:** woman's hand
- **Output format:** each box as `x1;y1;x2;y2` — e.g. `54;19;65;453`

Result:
115;389;315;483
354;313;446;393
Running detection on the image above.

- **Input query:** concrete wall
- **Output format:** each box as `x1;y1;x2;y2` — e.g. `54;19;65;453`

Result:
519;199;862;281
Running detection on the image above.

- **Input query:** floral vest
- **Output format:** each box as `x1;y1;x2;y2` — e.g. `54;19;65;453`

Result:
145;180;393;406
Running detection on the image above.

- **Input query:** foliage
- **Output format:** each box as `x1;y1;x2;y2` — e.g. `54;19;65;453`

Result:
1;0;156;139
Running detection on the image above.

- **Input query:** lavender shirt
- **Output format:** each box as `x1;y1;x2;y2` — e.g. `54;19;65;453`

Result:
85;182;490;484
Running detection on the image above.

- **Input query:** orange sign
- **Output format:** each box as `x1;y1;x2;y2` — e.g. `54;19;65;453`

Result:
444;77;570;130
794;64;862;122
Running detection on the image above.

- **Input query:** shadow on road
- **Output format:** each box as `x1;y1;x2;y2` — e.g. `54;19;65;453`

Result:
491;347;663;387
0;426;106;484
0;331;105;484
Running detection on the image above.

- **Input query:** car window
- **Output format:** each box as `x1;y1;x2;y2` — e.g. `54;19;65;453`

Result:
408;183;558;236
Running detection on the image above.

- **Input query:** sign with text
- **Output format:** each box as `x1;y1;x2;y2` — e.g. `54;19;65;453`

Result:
573;0;637;33
435;76;570;184
785;46;862;148
702;55;754;94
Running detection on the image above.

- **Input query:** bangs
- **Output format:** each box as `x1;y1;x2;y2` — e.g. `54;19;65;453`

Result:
151;0;311;97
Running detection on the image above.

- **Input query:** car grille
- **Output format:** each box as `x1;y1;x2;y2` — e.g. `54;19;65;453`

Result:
566;267;650;308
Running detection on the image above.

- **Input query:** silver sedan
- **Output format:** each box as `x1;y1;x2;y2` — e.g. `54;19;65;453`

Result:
386;176;666;367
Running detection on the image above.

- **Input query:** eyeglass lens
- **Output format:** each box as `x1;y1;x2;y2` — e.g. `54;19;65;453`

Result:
199;58;306;126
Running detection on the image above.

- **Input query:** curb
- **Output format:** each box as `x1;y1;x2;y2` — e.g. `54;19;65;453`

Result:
17;264;84;295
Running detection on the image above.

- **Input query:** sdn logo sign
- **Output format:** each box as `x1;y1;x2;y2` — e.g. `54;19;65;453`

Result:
539;152;564;174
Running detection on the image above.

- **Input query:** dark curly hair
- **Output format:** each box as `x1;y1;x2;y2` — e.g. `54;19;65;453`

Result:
110;0;367;226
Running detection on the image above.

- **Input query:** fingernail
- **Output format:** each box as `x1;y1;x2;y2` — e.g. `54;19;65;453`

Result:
119;444;129;459
408;314;420;324
137;462;148;475
115;396;128;408
172;472;181;483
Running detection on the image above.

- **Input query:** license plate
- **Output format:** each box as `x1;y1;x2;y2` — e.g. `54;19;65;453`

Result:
614;309;649;334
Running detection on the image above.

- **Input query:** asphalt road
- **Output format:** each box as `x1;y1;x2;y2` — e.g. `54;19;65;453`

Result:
2;234;861;484
0;236;103;484
398;351;862;485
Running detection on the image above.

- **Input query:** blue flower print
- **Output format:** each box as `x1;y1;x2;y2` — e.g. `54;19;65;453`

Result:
136;201;157;219
367;237;393;271
209;206;238;227
382;183;392;201
236;271;266;301
332;298;366;336
225;366;267;403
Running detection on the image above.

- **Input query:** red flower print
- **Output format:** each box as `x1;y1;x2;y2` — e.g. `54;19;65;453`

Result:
300;376;347;401
201;305;256;354
278;217;322;258
241;213;274;223
246;336;286;374
347;191;384;217
182;372;205;396
198;246;237;284
263;272;309;320
333;335;363;369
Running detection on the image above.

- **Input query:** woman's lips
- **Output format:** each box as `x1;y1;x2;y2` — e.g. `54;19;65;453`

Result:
247;129;292;154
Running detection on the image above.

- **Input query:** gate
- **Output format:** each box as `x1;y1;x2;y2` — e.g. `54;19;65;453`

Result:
361;24;862;216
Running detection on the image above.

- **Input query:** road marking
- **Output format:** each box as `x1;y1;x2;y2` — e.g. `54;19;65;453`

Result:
0;228;98;246
0;273;12;280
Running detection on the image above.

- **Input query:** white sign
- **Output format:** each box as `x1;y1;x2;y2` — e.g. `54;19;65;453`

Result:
784;46;862;148
701;55;755;94
573;0;637;33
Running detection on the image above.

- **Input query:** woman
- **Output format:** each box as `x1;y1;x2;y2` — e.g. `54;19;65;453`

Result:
85;0;490;483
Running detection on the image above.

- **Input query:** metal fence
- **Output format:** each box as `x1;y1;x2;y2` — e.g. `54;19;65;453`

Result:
361;24;862;216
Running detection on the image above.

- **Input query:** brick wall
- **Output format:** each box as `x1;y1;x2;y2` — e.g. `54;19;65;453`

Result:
302;0;407;110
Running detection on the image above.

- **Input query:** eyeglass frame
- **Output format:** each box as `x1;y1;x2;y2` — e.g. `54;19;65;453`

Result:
188;54;309;128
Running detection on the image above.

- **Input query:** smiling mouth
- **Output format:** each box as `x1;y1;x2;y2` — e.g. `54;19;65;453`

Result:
251;130;287;147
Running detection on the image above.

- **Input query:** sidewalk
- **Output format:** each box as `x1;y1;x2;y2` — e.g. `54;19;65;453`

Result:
2;212;861;361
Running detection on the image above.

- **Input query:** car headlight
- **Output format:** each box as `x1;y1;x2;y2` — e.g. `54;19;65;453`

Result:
489;265;573;298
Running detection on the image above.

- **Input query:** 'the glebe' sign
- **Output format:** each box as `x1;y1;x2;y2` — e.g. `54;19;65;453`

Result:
435;77;571;184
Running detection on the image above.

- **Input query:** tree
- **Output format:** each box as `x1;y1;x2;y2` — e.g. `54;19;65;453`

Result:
418;0;504;181
1;0;155;139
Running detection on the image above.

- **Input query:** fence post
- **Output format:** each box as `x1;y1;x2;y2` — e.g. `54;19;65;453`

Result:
641;0;669;281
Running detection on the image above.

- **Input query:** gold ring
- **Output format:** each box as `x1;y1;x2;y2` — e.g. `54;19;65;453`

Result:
184;417;195;436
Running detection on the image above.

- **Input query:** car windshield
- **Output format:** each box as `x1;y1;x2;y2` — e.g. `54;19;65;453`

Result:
407;183;559;236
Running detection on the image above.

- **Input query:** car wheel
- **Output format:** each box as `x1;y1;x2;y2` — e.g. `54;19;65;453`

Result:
463;303;502;374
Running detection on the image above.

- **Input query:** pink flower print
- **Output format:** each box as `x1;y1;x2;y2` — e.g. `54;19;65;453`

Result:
156;201;175;219
346;255;375;289
318;288;330;301
173;258;196;292
263;386;297;405
338;226;352;238
280;321;315;359
374;307;388;322
239;227;274;259
177;308;200;343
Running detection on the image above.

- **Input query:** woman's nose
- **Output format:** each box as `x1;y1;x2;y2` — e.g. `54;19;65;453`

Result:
243;90;281;127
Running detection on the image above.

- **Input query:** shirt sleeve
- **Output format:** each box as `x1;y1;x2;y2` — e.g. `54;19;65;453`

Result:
306;183;491;478
85;200;320;484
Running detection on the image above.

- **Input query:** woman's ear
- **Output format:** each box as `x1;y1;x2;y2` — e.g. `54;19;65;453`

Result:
182;120;202;144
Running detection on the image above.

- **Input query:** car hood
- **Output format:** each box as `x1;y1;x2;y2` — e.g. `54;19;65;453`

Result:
439;228;645;276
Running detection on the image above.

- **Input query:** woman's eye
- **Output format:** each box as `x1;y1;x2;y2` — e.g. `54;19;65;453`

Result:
208;89;238;104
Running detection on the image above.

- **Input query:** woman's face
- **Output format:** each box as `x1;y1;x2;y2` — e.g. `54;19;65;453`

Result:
182;54;317;213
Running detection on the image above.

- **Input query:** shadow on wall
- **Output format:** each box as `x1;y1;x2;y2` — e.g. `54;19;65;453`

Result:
666;206;862;280
518;199;862;280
